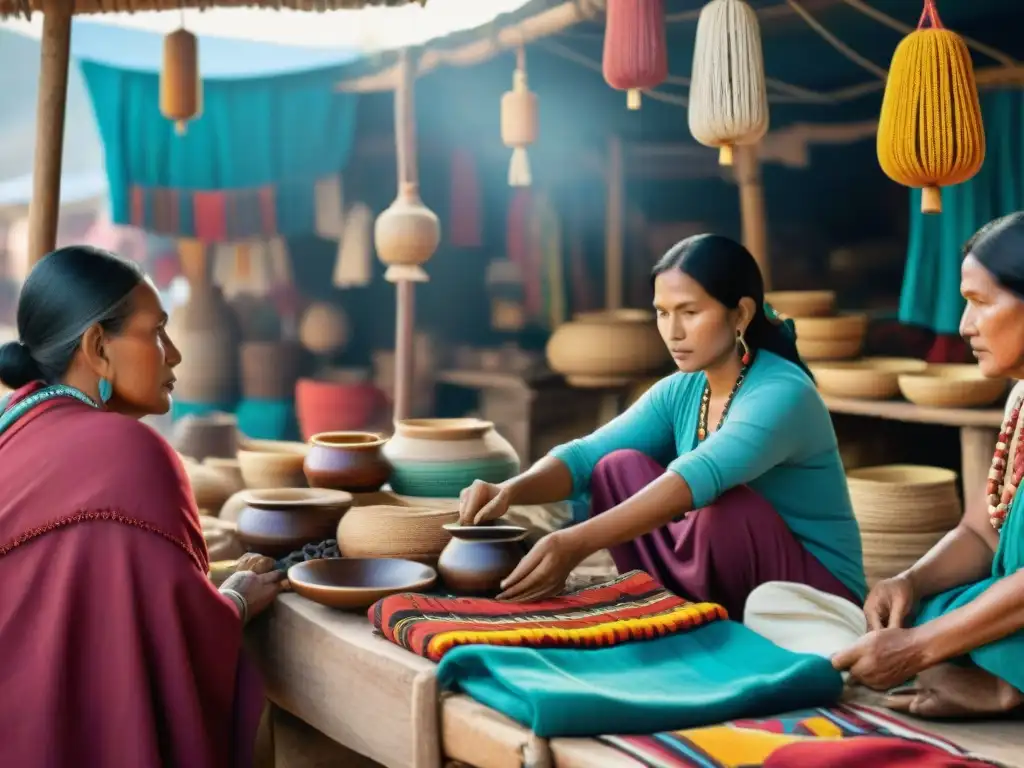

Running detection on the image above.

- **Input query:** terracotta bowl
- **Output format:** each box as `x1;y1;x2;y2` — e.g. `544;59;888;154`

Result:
237;439;310;489
304;431;392;492
288;557;437;610
236;487;353;558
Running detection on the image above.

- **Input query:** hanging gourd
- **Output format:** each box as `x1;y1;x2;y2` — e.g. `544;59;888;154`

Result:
877;0;984;215
375;51;440;282
688;0;768;166
500;47;538;187
602;0;668;110
160;27;202;136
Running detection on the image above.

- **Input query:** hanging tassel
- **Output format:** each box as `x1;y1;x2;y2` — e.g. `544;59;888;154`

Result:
508;147;532;188
333;203;374;288
500;48;538;189
449;148;482;248
314;175;346;238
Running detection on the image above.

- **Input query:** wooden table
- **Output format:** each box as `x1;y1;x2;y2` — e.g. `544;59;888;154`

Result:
822;395;1004;505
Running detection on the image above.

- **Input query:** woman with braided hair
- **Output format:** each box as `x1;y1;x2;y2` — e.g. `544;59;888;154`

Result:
0;245;284;767
456;234;865;612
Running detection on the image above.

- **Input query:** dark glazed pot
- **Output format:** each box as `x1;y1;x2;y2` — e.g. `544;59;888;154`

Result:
436;525;527;596
303;432;392;493
236;488;353;558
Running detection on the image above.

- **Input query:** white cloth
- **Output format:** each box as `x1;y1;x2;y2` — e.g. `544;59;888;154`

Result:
744;581;866;660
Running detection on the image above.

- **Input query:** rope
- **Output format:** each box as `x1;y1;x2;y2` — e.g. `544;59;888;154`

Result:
785;0;888;80
688;0;769;151
838;0;1017;67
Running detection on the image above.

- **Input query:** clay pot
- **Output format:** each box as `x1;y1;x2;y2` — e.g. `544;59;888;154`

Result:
295;378;386;440
436;524;527;595
236;439;309;489
236;488;353;558
304;432;392;493
168;285;240;403
240;341;300;400
545;309;668;387
337;504;458;563
171;412;239;462
382;418;520;498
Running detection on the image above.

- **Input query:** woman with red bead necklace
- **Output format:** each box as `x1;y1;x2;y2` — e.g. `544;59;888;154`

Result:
834;213;1024;718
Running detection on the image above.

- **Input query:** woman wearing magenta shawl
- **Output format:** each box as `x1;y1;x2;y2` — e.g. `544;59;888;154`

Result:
835;214;1024;719
0;246;284;767
457;234;866;615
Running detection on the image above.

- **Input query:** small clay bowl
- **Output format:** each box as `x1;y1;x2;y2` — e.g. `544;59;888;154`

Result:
437;524;528;596
288;557;437;611
304;432;392;492
237;439;309;489
236;487;353;558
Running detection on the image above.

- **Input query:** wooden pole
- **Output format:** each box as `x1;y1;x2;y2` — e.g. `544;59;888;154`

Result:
605;135;624;311
735;144;771;289
27;0;74;268
391;50;416;423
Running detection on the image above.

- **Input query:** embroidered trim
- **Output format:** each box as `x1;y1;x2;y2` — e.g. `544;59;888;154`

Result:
0;508;202;569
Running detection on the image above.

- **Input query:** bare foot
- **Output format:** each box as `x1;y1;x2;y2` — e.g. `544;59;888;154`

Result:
885;664;1023;719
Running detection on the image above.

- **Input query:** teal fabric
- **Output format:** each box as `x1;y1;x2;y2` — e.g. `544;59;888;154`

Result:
549;351;866;600
435;620;844;737
914;486;1024;692
899;89;1024;334
236;399;298;441
79;61;358;236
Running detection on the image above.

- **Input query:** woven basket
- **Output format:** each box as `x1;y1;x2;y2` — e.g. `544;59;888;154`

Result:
764;290;835;318
793;314;868;341
796;337;864;362
863;529;946;586
337;504;459;563
812;357;927;400
898;364;1007;408
847;464;961;534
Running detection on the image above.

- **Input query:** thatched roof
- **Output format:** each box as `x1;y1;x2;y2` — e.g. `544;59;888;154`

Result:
0;0;414;19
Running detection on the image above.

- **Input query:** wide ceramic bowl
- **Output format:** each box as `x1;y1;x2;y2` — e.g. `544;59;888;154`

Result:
237;439;310;489
288;557;437;610
304;432;392;492
236;487;353;558
811;357;928;400
898;364;1008;409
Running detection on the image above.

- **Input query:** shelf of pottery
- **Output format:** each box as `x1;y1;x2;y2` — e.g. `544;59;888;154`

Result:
173;411;574;599
770;290;1004;588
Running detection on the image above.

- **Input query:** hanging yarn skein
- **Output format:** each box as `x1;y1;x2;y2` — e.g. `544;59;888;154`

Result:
160;25;202;136
688;0;769;166
877;0;984;215
602;0;668;110
500;47;539;188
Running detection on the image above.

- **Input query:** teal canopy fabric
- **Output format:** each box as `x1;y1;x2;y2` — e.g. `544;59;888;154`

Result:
435;620;843;738
899;89;1024;334
80;61;358;239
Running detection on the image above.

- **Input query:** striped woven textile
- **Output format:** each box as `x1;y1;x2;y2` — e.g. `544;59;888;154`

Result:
369;570;726;663
599;703;1003;767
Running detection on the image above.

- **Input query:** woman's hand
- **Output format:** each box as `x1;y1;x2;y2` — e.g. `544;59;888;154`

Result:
458;480;512;526
234;553;277;574
864;574;917;630
832;627;930;691
497;529;585;602
220;569;287;620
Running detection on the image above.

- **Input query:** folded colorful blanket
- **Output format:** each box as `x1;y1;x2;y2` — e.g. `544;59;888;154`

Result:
601;703;1001;767
369;570;726;662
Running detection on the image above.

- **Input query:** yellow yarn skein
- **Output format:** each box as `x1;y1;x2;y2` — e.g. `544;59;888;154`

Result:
877;2;984;215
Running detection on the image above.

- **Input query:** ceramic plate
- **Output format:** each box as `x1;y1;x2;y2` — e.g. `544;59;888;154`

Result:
442;522;528;540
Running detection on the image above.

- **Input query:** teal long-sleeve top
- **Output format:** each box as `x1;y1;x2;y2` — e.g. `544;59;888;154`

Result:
549;351;867;601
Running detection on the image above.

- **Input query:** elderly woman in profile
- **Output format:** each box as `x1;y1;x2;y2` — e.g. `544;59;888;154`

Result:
0;246;284;767
835;213;1024;718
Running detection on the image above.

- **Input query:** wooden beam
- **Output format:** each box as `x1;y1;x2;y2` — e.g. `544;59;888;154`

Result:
604;135;623;311
735;145;771;289
336;0;604;93
27;0;74;267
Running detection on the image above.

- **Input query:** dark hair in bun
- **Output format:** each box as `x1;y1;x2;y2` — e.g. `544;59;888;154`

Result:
0;246;144;390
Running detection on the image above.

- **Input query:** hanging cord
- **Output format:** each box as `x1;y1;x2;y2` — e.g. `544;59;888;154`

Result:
839;0;1016;66
785;0;888;79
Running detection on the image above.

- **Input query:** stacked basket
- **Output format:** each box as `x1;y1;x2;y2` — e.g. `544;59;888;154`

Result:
765;290;868;362
846;465;962;587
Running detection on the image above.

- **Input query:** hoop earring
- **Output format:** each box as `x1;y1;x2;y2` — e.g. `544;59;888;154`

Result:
736;330;752;366
98;377;113;404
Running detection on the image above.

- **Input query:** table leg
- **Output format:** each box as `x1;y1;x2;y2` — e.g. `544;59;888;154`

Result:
960;426;998;512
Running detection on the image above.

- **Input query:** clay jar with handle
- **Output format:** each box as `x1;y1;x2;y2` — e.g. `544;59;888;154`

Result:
436;524;527;596
304;432;392;493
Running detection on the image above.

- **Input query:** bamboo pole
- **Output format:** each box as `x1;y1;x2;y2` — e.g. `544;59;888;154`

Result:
27;0;74;268
735;144;771;288
605;135;624;311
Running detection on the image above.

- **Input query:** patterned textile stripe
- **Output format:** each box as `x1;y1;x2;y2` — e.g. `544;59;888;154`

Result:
369;570;727;662
598;704;1004;767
